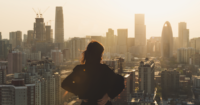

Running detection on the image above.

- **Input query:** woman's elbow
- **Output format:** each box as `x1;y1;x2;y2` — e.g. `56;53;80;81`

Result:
61;81;66;89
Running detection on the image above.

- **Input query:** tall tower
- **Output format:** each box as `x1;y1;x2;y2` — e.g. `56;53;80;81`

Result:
46;26;53;43
139;59;155;94
34;18;46;41
178;22;189;48
117;29;128;54
135;14;146;46
55;7;64;44
161;21;173;58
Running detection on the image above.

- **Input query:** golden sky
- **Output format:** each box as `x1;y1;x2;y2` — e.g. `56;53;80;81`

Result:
0;0;200;40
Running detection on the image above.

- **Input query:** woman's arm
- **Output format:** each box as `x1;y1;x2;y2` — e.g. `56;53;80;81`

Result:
104;64;125;99
61;66;79;95
107;73;125;99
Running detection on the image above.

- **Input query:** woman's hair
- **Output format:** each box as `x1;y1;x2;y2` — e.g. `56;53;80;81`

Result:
81;40;104;64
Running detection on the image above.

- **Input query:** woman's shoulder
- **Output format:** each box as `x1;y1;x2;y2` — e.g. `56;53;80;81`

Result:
100;64;111;69
73;64;85;72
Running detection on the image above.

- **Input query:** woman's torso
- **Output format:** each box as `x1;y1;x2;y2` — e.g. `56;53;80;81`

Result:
73;64;113;105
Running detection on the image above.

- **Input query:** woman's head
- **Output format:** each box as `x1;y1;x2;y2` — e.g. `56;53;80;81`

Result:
81;40;104;64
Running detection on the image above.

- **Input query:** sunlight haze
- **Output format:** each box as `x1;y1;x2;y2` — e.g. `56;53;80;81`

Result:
0;0;200;40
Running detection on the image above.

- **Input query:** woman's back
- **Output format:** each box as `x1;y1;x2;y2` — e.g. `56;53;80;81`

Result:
65;64;114;99
61;41;124;105
62;63;124;105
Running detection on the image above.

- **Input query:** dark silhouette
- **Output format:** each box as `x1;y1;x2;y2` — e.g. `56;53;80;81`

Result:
61;41;125;105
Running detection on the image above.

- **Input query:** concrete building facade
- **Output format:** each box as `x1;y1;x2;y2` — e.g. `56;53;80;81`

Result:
161;70;179;97
51;48;63;66
177;47;195;63
8;50;22;74
34;18;46;41
138;59;155;94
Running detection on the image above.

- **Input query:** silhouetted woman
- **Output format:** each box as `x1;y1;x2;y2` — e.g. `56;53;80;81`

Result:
61;41;124;105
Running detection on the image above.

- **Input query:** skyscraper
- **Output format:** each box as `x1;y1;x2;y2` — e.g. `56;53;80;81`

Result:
16;31;22;47
161;69;179;98
106;29;115;53
34;18;46;41
117;29;128;54
55;7;64;44
135;14;146;46
23;34;27;43
139;59;155;94
27;30;34;44
46;25;53;43
9;32;17;48
178;22;189;48
8;50;22;74
135;14;146;57
161;21;173;58
0;39;12;59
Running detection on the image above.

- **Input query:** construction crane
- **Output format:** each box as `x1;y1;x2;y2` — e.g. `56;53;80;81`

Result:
32;8;39;18
43;6;50;14
38;8;42;18
32;7;50;18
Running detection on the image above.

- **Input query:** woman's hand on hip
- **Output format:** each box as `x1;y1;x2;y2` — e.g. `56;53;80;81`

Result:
97;93;110;105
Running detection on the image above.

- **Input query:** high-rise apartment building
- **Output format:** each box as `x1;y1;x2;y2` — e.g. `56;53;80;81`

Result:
16;31;22;47
179;22;189;48
161;21;173;58
106;29;115;53
117;29;128;54
193;76;200;88
103;59;119;73
190;37;200;50
54;72;62;105
24;34;27;43
0;79;35;105
0;39;12;60
138;59;155;94
69;37;81;60
27;30;34;44
44;72;55;105
161;69;179;97
0;65;6;84
91;36;102;43
9;31;22;48
173;37;179;53
80;38;90;51
45;25;53;43
116;57;125;73
123;69;136;94
177;47;195;63
34;18;46;41
55;7;64;44
9;32;17;48
135;14;146;46
51;48;63;66
8;50;22;74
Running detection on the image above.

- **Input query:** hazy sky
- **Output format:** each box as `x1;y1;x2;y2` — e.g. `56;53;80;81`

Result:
1;0;200;40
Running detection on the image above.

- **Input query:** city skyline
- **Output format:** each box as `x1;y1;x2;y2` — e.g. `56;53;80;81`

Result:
1;0;200;40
